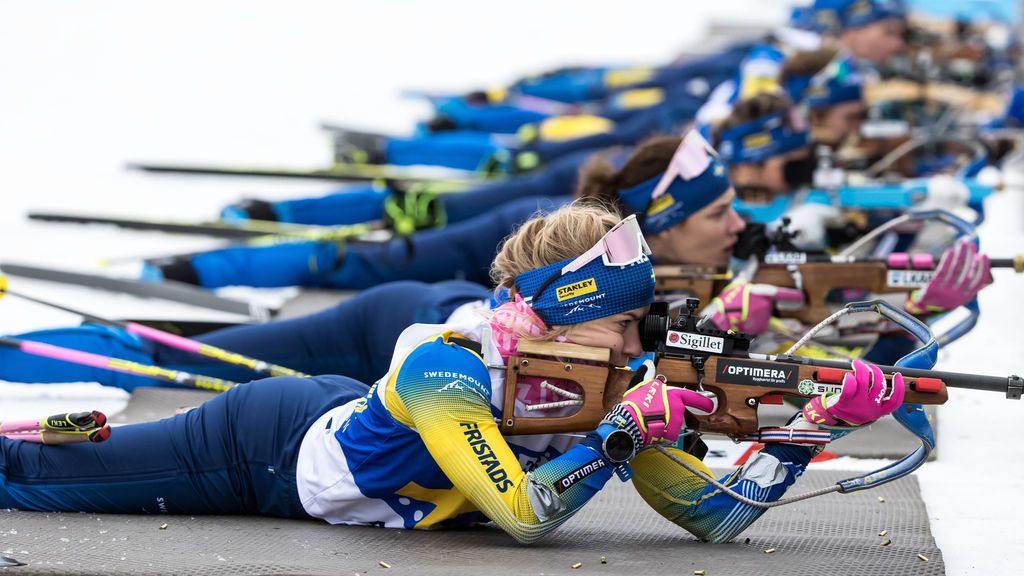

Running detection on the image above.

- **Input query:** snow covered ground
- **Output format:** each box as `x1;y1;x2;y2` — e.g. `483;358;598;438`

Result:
1;2;1023;575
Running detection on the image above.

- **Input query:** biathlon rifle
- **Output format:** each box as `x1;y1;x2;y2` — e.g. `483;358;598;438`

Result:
499;298;1021;492
734;176;995;223
864;78;1006;115
500;297;1021;437
658;210;1024;326
654;251;1024;326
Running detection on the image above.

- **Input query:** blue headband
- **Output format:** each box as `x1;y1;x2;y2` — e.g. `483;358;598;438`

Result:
810;0;906;33
514;217;655;326
786;58;864;109
619;131;732;235
717;110;811;164
789;7;821;31
620;161;731;235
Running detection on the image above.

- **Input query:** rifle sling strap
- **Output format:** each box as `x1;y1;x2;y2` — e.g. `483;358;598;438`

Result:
741;427;832;445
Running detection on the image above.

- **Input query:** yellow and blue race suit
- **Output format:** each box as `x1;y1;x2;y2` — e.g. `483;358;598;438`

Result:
297;304;815;543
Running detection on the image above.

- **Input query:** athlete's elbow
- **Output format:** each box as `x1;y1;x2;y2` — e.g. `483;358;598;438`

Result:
696;530;735;544
688;520;750;544
504;528;546;545
497;521;555;545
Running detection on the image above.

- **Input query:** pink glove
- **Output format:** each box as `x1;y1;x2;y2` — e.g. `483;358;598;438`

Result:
613;377;715;446
803;359;905;426
707;280;805;334
905;239;989;316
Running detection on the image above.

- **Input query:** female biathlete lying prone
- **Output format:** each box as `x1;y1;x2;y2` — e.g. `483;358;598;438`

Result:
0;204;904;543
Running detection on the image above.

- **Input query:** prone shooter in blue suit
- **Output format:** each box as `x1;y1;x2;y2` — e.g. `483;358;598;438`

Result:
323;39;759;177
221;147;594;228
416;41;754;136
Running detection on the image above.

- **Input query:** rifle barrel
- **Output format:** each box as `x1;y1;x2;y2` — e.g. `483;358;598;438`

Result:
772;253;1023;272
989;256;1024;272
757;353;1023;398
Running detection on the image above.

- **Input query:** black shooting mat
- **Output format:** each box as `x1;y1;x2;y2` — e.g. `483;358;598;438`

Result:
0;472;942;576
108;388;218;425
1;389;944;575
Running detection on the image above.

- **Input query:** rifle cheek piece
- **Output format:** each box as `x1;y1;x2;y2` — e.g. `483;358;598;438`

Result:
499;339;634;435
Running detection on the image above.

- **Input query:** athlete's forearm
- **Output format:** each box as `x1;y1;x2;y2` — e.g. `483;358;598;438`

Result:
632;442;813;543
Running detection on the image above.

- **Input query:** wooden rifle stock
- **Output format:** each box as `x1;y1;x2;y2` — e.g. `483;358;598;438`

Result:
495;332;1024;438
499;340;634;436
496;341;953;437
654;261;997;326
864;79;1004;114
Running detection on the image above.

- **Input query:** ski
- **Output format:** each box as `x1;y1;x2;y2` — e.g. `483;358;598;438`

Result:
0;263;271;320
26;211;388;249
28;211;323;240
318;122;399;139
126;160;487;185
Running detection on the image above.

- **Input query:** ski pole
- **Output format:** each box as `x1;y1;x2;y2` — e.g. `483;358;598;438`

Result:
1;411;111;444
0;336;238;392
0;274;308;378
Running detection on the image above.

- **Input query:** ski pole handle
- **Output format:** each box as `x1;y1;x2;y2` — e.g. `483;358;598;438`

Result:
3;427;111;444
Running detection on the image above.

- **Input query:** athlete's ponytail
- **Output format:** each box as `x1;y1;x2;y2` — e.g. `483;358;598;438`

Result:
574;136;683;216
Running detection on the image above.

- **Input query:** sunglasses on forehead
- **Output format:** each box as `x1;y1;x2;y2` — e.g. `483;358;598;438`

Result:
529;215;651;303
649;131;718;201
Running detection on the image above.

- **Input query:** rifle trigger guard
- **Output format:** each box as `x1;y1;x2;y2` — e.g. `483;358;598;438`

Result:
691;356;707;391
787;264;804;292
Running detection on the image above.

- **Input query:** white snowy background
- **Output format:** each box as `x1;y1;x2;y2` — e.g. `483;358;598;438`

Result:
1;2;1023;574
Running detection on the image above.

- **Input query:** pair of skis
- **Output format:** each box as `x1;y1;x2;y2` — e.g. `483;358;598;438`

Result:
126;158;489;186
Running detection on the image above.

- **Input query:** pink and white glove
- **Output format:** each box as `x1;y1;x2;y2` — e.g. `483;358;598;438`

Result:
606;375;715;447
905;238;989;316
802;359;905;427
707;280;805;334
